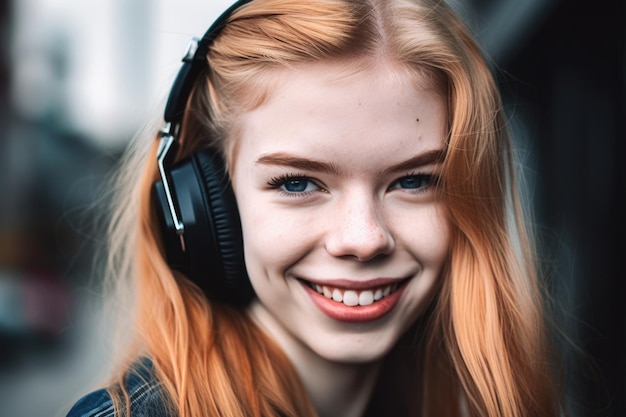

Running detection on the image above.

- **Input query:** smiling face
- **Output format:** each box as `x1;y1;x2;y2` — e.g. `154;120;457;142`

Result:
229;60;450;365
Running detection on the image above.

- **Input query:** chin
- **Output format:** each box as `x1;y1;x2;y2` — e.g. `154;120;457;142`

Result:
308;333;398;365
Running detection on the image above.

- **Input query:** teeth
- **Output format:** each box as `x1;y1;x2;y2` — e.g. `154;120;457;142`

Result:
343;291;359;306
359;291;374;306
314;283;398;307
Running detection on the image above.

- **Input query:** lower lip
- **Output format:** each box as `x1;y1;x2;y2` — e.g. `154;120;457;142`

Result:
302;280;409;323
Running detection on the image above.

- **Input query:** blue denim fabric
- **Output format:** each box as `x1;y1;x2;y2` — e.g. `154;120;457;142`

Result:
66;359;172;417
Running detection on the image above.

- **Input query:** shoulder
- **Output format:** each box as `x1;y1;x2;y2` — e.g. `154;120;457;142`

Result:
65;388;114;417
66;359;172;417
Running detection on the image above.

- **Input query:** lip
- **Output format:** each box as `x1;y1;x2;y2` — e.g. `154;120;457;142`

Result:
300;278;410;323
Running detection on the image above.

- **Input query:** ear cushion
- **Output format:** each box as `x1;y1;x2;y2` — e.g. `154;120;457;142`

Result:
152;149;254;306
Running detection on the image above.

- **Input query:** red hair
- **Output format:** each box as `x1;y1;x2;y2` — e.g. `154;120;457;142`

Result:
100;1;563;416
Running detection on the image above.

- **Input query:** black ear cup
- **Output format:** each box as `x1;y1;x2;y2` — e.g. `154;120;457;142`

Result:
153;149;254;306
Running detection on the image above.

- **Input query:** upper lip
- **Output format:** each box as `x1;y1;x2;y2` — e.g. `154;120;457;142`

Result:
298;277;409;290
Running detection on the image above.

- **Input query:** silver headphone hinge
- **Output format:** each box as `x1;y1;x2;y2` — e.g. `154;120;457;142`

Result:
157;126;186;243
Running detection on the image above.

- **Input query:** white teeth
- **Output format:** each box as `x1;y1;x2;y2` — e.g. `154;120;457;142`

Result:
323;286;332;298
313;283;399;307
343;291;359;306
359;291;374;306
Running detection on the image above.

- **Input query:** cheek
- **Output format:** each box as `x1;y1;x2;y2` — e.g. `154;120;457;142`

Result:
398;205;450;266
237;196;317;274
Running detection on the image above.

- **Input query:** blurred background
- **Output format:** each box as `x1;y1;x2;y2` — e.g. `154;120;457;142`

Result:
0;0;623;416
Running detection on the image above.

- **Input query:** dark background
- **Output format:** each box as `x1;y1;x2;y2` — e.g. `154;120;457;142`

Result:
0;0;623;416
489;1;624;415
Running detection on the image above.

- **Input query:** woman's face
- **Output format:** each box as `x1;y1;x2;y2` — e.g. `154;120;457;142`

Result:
230;60;450;364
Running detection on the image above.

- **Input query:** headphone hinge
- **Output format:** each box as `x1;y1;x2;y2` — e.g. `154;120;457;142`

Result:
183;38;200;62
156;126;186;251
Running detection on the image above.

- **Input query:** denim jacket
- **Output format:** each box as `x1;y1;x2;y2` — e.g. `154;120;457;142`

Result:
66;358;406;416
66;359;172;417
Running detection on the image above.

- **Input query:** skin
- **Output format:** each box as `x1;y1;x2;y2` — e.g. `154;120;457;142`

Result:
230;59;450;417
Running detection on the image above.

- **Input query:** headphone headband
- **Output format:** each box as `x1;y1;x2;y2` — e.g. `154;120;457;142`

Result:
163;0;254;126
158;0;254;240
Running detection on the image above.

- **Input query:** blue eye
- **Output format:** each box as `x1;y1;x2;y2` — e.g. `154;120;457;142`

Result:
391;174;433;191
282;178;315;192
268;175;320;194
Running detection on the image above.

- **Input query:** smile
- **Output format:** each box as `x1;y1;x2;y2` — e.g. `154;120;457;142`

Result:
301;278;410;323
307;282;400;307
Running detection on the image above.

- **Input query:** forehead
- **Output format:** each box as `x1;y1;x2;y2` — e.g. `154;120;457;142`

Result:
228;59;447;170
255;57;442;104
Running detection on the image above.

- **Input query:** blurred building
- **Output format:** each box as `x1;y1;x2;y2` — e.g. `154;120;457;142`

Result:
0;1;235;416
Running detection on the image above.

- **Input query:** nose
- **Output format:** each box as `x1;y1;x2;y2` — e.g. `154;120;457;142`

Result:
325;193;395;261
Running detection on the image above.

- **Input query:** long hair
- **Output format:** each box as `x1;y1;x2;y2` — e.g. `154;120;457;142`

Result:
102;0;562;416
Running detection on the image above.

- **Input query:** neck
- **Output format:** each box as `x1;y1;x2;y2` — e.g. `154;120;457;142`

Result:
294;353;381;417
247;302;382;417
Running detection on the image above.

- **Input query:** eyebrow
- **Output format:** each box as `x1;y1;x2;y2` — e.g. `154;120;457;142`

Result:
256;152;342;175
255;149;445;175
381;149;445;175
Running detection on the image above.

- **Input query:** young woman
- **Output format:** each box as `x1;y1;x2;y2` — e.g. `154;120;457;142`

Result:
67;0;564;416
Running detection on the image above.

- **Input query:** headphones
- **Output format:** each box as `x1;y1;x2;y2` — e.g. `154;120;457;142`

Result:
152;0;255;306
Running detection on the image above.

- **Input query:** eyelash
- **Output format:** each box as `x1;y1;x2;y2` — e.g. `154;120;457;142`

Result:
390;172;439;193
266;172;440;196
267;173;322;197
